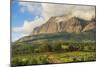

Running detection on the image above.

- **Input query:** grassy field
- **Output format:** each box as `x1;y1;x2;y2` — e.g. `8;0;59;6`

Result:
12;51;96;66
11;33;96;66
11;41;96;66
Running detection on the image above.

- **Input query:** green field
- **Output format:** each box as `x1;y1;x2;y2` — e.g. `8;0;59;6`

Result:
11;41;96;66
11;31;96;66
12;51;96;66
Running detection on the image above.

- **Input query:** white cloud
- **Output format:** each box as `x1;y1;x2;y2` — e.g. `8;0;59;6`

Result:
19;2;35;13
13;2;45;35
42;3;74;18
19;2;42;17
42;3;95;20
18;2;95;22
13;17;47;34
72;10;95;20
13;2;95;34
71;5;95;20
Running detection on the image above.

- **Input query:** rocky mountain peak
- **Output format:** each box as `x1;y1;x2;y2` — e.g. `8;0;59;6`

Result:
31;15;96;35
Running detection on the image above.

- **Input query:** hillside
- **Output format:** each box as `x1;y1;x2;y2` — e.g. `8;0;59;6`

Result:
14;15;96;43
12;15;96;66
31;15;96;35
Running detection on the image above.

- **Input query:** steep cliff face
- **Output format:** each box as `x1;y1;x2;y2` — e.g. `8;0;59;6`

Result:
16;15;96;42
82;22;96;32
31;15;96;35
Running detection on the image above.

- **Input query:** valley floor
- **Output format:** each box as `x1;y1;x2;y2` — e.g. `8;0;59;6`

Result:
12;51;96;66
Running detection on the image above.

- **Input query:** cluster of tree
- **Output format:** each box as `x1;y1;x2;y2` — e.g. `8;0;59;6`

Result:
12;41;96;56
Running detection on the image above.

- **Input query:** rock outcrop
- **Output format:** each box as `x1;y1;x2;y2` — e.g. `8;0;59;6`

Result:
31;15;96;35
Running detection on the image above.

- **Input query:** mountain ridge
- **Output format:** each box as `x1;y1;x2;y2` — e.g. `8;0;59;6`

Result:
14;15;96;43
31;15;96;35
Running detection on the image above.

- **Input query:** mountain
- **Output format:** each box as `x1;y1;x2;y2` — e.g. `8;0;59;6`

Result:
82;22;96;32
14;15;96;43
16;31;96;43
31;15;96;35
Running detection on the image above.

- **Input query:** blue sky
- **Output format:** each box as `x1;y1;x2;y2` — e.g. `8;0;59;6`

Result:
12;1;43;41
12;1;42;27
12;1;95;42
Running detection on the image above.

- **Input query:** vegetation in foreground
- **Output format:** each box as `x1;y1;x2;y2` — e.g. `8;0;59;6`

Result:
11;41;96;66
12;51;96;66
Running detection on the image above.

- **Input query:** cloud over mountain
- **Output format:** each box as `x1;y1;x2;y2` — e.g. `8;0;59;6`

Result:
42;3;95;20
13;2;95;34
13;17;46;34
